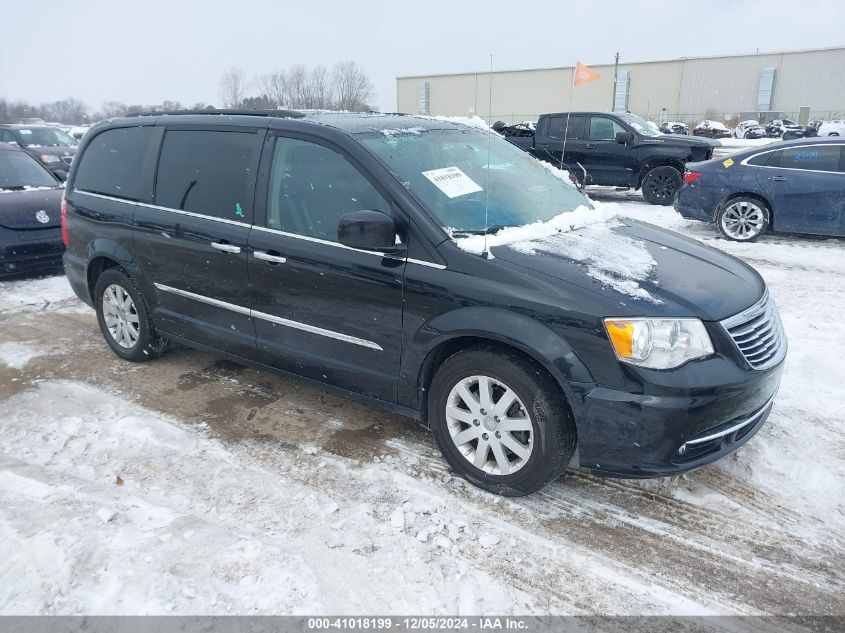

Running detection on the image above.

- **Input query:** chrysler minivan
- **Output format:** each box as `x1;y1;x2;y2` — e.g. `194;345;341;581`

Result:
62;111;786;495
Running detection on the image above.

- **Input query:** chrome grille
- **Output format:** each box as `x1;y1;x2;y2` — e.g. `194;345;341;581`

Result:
721;291;787;370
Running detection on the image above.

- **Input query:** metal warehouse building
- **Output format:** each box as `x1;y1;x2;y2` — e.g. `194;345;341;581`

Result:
397;46;845;125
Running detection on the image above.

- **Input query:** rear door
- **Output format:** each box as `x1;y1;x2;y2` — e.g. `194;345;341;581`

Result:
133;126;263;357
247;132;405;402
537;115;587;177
756;144;845;236
582;115;635;186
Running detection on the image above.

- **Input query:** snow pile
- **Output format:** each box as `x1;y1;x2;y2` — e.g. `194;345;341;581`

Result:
511;221;660;303
380;127;426;136
536;159;576;188
0;275;82;314
0;341;41;369
0;381;532;615
451;204;619;255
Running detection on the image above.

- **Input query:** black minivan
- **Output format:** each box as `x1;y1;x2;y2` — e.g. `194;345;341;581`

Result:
62;111;786;495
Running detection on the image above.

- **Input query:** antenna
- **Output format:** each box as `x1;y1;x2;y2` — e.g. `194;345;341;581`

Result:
483;53;493;259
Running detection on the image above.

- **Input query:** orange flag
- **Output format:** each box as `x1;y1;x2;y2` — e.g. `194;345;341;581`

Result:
574;61;601;85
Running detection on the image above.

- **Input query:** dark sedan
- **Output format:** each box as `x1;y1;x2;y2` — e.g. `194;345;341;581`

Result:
0;124;77;178
675;138;845;241
0;142;65;276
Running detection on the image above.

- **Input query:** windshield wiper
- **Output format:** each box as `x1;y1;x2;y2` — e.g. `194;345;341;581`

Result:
451;224;515;236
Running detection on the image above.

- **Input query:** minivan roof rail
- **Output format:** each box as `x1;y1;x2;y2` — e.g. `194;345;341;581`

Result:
125;109;305;118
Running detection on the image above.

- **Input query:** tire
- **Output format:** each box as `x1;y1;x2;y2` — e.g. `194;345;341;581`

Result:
428;346;576;496
716;196;770;242
641;166;682;206
93;267;168;362
829;132;840;137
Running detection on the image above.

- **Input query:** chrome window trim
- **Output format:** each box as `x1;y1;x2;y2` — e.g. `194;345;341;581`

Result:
153;283;383;351
683;395;774;447
250;225;447;269
739;143;845;175
74;190;446;269
74;189;251;227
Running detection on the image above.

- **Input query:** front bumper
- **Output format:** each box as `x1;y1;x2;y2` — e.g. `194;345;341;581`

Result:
576;354;784;478
0;235;64;277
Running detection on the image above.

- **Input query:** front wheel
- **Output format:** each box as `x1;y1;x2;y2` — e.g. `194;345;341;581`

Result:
428;346;576;496
94;268;168;362
716;197;770;242
641;166;682;205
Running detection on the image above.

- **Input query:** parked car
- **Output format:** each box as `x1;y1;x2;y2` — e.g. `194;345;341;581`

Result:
68;125;91;141
62;111;785;495
0;124;77;177
500;111;717;205
0;142;65;276
659;121;689;135
675;138;845;241
734;120;767;139
818;120;845;137
693;120;732;139
765;118;804;138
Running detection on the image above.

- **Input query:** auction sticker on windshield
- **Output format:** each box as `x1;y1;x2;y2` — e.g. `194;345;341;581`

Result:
422;166;483;198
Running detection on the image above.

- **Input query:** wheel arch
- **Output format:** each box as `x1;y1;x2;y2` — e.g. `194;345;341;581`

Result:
85;238;144;301
405;308;593;428
636;158;685;188
717;191;774;228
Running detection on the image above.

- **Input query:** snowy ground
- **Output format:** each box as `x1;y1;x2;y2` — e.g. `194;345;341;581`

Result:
0;194;843;617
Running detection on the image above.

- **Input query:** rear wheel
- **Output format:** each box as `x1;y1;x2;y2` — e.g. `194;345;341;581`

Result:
716;197;769;242
641;166;682;205
428;346;576;496
94;268;168;362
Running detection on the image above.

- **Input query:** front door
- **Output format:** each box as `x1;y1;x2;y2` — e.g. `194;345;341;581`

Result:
248;134;405;402
581;115;636;187
538;114;588;180
757;144;845;236
133;127;263;357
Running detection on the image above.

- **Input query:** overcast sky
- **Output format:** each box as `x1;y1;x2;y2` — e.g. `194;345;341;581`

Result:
2;0;843;114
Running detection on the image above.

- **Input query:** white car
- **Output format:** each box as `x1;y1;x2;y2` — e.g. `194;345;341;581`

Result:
817;120;845;136
734;120;764;139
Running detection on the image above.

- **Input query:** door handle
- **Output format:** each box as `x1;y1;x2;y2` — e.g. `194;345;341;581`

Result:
584;144;598;150
253;250;287;264
768;176;788;182
210;241;242;254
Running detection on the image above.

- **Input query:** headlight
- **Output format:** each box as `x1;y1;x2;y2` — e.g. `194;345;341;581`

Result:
604;318;714;369
40;154;61;164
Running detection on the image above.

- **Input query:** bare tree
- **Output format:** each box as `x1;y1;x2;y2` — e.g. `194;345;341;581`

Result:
219;66;247;109
332;61;375;111
256;70;289;108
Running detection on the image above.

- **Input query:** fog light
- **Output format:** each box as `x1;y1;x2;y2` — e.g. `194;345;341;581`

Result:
678;444;687;455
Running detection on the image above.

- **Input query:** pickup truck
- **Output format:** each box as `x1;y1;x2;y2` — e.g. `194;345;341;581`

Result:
497;112;718;205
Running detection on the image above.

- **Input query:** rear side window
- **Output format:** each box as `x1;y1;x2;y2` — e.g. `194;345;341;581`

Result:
546;115;586;140
774;145;842;172
154;130;257;222
747;151;777;167
74;127;152;200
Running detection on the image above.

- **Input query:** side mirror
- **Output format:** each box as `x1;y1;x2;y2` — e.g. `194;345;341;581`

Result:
338;210;402;253
615;131;635;144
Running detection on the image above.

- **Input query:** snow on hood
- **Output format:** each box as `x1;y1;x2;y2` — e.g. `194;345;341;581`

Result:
451;203;661;303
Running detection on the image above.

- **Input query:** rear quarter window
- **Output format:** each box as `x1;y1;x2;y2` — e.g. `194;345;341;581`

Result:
776;145;842;172
74;126;153;200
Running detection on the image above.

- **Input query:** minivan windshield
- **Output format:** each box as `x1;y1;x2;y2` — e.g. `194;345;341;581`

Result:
360;127;590;233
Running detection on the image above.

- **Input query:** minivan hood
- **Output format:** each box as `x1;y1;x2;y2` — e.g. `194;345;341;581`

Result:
0;187;63;230
490;219;764;321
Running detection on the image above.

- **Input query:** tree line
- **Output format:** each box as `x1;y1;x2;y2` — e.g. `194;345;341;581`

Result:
0;59;376;125
220;61;376;112
0;98;215;125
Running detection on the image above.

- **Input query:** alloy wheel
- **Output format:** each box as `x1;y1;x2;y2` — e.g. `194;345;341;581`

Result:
445;375;534;476
721;200;766;240
102;284;140;349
